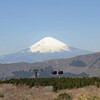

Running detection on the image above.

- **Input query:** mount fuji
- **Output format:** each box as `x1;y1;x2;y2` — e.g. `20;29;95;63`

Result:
0;37;92;63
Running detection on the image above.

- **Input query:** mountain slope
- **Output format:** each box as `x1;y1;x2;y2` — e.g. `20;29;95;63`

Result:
29;37;71;53
0;37;91;63
0;52;100;79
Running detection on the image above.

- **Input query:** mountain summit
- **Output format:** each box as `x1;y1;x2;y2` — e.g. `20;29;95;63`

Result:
29;37;71;53
0;37;92;63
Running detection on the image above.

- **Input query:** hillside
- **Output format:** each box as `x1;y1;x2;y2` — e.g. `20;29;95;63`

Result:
0;77;100;100
0;52;100;79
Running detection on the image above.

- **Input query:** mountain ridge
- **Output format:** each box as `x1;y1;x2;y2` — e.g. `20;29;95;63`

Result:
0;52;100;79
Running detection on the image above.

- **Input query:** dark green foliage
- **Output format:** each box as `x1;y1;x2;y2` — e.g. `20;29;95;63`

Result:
70;60;86;67
53;83;59;92
97;82;100;88
54;93;71;100
0;77;100;92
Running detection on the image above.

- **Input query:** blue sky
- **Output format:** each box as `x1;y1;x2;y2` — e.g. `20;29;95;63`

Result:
0;0;100;56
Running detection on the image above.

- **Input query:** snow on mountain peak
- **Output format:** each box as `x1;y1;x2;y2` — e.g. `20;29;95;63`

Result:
29;37;71;53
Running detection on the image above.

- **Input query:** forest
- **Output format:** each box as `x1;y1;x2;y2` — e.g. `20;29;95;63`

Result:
0;77;100;92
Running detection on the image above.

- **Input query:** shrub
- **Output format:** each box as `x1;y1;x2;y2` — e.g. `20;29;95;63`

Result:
97;82;100;88
54;93;71;100
79;94;100;100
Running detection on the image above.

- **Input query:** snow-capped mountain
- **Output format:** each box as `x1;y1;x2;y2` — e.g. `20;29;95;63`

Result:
29;37;71;53
0;37;92;63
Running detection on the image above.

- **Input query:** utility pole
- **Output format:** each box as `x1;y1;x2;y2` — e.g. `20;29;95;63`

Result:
29;66;44;88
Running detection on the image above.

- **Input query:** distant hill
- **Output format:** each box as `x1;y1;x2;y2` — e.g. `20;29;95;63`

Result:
0;52;100;79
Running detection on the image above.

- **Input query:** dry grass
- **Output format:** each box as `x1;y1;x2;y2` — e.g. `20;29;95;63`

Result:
0;84;100;100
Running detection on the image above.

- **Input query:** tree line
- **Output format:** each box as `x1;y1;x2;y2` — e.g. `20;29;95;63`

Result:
0;77;100;92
